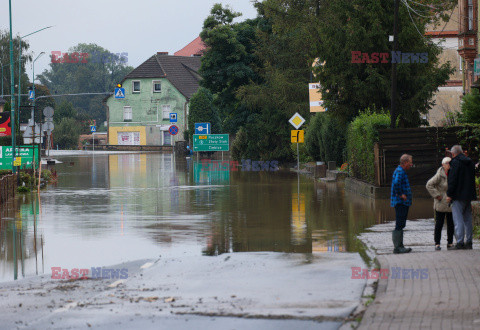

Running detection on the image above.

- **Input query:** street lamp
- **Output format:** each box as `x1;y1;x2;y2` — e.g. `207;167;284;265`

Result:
17;26;53;126
31;52;45;144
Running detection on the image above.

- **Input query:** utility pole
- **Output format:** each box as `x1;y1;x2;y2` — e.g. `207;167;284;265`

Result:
391;0;400;129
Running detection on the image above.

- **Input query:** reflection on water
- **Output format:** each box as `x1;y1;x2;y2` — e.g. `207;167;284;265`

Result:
0;154;435;281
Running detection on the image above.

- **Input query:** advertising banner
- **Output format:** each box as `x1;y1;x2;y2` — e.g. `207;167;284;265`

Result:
0;112;11;137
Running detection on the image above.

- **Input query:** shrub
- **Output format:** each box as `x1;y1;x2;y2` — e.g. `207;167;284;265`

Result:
347;110;390;184
305;113;346;164
459;89;480;124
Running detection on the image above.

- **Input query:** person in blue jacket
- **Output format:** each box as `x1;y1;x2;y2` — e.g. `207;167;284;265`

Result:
390;154;414;254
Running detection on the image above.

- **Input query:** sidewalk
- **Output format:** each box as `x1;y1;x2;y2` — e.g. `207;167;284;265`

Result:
358;219;480;329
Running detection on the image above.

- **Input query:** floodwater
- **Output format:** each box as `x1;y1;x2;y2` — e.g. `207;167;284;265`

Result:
0;153;435;282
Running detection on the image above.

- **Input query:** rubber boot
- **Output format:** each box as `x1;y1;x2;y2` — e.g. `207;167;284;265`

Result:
393;230;411;254
399;230;412;253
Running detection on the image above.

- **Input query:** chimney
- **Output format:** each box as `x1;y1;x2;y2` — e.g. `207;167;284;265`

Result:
157;52;169;56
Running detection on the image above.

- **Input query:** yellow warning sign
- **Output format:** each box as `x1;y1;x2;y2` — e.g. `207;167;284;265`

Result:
291;130;304;143
13;157;21;166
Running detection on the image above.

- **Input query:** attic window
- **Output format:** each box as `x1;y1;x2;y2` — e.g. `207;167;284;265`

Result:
153;81;162;93
132;81;140;93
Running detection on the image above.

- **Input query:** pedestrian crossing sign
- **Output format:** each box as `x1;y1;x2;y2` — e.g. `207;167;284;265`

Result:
115;87;125;99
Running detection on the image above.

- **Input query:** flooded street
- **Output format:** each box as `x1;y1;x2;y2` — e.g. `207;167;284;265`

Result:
1;153;435;281
0;153;436;328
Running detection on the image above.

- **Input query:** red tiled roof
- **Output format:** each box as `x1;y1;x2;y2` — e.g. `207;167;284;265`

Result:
174;36;206;57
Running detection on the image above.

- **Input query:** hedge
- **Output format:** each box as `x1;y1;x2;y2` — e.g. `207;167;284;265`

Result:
347;111;390;184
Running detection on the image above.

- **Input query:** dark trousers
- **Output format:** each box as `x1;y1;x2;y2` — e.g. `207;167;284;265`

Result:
434;211;454;245
395;204;409;231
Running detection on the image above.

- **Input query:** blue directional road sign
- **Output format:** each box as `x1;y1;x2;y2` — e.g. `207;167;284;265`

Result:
114;88;125;99
90;125;97;132
28;90;35;101
170;113;177;123
195;123;211;135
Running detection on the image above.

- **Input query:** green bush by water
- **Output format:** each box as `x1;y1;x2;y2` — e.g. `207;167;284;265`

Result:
347;111;390;184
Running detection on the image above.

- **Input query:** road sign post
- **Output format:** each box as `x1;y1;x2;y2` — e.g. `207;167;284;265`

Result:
289;113;306;172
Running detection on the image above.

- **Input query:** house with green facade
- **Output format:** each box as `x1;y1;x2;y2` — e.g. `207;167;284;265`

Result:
105;53;201;146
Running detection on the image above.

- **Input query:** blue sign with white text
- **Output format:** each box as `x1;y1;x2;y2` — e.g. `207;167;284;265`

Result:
195;123;211;135
170;113;177;123
28;90;35;101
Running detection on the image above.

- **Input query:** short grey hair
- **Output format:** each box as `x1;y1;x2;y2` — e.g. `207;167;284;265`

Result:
400;154;412;165
442;157;451;165
451;145;463;156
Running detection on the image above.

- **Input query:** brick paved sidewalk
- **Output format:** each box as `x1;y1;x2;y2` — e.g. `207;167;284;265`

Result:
358;219;480;329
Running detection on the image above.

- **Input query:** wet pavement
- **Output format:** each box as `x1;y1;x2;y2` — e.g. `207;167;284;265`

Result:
358;219;480;329
0;153;440;328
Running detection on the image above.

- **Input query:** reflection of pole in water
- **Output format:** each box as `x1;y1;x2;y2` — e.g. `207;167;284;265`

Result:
33;194;38;275
13;218;17;280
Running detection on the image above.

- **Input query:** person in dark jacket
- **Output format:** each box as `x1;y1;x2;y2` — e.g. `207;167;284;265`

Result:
446;145;477;249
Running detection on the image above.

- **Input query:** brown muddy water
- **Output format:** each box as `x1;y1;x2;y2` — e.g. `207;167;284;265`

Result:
0;153;435;282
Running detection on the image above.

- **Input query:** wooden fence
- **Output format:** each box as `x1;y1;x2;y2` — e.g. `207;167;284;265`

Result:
374;127;468;187
0;174;16;205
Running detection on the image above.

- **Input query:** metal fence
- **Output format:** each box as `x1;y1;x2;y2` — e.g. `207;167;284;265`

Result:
0;174;16;205
374;127;466;187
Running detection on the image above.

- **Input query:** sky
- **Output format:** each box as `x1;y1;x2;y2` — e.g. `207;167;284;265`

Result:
0;0;258;83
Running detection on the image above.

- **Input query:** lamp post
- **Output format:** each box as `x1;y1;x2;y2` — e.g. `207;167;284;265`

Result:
17;26;53;128
31;52;44;145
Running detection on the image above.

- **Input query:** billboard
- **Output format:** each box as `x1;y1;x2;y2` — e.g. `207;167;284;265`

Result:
0;112;11;137
309;83;325;113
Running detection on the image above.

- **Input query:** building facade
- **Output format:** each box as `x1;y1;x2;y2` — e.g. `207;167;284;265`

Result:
106;53;201;146
425;6;464;126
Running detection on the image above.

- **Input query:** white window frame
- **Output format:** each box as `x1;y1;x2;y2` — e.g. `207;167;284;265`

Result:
162;105;171;120
123;106;132;121
132;80;141;93
153;80;162;93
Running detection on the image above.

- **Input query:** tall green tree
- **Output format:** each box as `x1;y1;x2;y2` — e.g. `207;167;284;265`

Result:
316;0;456;127
37;43;133;126
235;0;323;161
200;4;262;134
187;88;221;141
1;29;33;130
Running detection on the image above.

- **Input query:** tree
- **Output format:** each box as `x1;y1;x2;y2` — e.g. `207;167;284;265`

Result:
235;0;323;161
37;43;133;126
459;89;480;124
200;4;262;134
316;0;456;127
0;30;31;100
187;88;221;141
52;100;90;149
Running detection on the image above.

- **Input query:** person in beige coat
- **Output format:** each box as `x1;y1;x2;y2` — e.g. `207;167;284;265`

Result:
426;157;454;250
